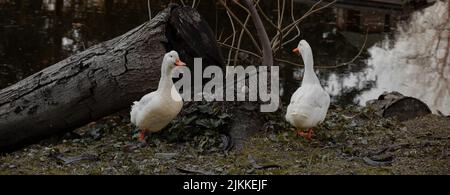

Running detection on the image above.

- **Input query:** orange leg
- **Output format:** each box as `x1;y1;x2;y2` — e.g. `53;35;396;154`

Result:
297;129;314;140
138;131;146;142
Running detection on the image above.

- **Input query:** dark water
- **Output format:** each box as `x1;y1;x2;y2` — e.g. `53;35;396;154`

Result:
3;0;441;110
0;0;150;87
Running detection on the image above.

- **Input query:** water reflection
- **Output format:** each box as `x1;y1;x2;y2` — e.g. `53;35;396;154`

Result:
0;0;153;87
0;0;448;115
357;1;450;115
281;1;449;115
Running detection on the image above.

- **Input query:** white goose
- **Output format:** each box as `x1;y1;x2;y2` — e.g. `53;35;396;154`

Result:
130;51;185;141
286;40;330;140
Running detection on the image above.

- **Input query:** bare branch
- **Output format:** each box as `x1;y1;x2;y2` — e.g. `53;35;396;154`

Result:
341;29;369;66
255;2;278;29
225;8;238;66
218;0;262;54
272;0;334;49
218;42;262;59
147;0;152;21
179;0;186;6
282;0;336;40
234;14;252;66
279;0;302;48
241;0;274;66
271;0;323;46
279;29;369;69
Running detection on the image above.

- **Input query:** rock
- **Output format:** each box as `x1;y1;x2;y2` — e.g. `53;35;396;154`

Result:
367;91;432;121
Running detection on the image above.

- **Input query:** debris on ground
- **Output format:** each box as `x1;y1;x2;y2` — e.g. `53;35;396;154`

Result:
0;106;449;175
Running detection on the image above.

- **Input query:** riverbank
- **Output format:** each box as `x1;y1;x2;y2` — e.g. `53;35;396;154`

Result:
1;106;449;175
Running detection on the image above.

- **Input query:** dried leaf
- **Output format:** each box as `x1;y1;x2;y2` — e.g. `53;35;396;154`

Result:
50;152;98;165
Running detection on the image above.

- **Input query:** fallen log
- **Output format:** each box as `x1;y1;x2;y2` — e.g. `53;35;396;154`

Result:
0;5;223;152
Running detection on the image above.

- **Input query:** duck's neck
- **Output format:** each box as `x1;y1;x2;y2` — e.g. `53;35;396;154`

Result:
158;64;174;94
301;49;320;85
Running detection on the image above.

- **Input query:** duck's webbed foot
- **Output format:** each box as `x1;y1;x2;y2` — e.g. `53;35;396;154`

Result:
297;129;314;141
138;131;153;143
138;131;146;142
132;128;149;143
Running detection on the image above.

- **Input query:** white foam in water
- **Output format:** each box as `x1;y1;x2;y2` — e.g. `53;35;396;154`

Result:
358;1;450;115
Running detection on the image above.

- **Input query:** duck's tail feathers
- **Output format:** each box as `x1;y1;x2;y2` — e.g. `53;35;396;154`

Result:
130;102;139;125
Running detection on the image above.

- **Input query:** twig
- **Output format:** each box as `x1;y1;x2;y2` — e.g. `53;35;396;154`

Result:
278;29;369;69
218;0;262;54
218;42;261;59
271;0;324;48
231;0;261;66
255;2;279;29
241;0;274;66
217;29;225;42
273;0;337;49
280;0;302;48
341;29;369;66
222;34;235;45
275;0;286;55
179;0;186;6
225;9;237;66
234;14;252;66
147;0;152;21
282;0;334;34
254;1;283;53
215;1;219;37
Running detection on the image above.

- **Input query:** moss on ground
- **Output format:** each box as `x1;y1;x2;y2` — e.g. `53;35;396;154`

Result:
0;106;449;175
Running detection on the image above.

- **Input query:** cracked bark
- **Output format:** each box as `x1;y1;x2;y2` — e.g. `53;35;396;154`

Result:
0;5;223;152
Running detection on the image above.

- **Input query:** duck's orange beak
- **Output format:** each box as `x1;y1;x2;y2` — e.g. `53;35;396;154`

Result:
293;48;300;55
175;59;186;66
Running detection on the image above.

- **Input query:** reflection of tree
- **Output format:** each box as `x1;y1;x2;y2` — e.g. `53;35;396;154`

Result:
361;1;450;115
323;67;375;105
432;3;449;114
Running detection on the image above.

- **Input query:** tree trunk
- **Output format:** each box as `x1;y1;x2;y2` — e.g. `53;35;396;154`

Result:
241;0;273;67
0;5;223;152
226;0;275;151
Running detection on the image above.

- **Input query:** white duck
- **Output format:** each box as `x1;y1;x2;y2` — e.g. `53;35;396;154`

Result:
130;51;186;141
286;40;330;140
